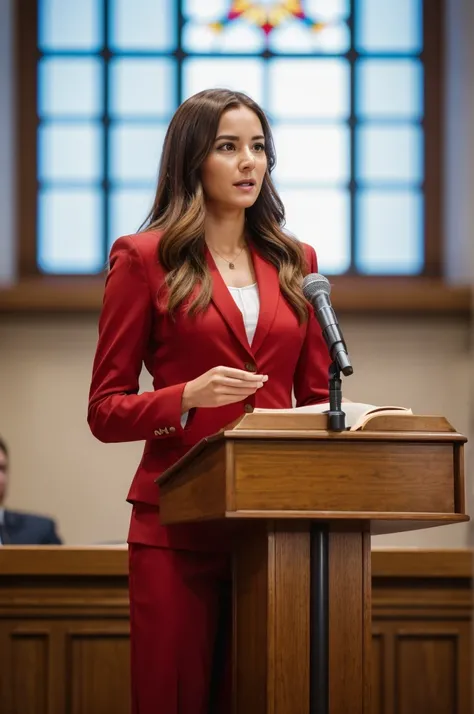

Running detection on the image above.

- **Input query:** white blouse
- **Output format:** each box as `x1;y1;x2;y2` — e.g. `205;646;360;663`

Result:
227;282;259;345
181;283;260;427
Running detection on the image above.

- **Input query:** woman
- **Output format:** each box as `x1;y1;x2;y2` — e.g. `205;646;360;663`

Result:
88;87;330;714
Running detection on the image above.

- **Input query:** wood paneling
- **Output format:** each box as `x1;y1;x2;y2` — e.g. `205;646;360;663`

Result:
371;549;472;714
395;632;457;714
66;630;130;714
0;548;130;714
372;634;385;714
11;632;49;714
0;547;471;714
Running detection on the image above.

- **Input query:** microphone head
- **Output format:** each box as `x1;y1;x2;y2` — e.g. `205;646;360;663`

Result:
302;273;331;301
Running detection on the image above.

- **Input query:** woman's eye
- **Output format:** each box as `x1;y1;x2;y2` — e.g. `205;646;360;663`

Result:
217;143;234;151
254;143;265;152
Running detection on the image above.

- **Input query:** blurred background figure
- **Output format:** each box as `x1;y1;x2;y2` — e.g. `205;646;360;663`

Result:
0;436;62;545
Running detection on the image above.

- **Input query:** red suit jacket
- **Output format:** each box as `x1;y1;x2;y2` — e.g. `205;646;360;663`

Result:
88;230;330;549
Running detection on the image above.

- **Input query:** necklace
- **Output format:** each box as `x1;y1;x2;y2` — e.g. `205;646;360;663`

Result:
209;243;246;270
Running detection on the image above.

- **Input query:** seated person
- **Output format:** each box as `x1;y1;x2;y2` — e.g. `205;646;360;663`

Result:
0;436;62;545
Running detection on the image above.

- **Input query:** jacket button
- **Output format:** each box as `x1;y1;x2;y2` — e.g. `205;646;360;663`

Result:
245;362;257;372
244;403;254;413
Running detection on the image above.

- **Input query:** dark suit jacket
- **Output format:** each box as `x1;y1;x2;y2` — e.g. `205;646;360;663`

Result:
1;510;62;545
88;230;330;548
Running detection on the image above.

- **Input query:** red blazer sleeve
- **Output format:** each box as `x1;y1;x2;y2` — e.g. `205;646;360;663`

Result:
293;244;331;406
87;236;187;443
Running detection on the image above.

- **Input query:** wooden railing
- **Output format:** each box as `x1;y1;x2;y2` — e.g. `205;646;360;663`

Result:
0;547;471;714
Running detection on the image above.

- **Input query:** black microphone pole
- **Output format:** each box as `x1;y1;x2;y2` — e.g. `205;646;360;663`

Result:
327;360;346;432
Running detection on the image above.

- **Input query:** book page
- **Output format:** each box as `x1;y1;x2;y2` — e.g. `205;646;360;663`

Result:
350;407;413;431
253;402;411;429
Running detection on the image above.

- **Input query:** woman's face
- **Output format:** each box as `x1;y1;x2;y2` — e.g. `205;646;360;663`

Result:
200;105;268;212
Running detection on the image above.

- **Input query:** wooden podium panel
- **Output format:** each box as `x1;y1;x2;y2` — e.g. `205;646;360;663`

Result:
157;416;466;536
156;414;468;714
232;439;455;513
231;522;372;714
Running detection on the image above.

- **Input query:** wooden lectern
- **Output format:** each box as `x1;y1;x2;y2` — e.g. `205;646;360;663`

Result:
156;412;468;714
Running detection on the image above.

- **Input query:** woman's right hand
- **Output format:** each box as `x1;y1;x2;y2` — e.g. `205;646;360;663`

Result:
182;366;268;412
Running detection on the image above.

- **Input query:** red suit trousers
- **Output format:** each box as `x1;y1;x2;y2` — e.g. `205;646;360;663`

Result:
128;544;232;714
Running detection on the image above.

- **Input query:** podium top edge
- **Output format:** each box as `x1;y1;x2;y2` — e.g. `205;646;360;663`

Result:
221;429;467;443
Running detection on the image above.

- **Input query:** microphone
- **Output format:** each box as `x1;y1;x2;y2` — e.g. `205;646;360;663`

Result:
302;273;353;377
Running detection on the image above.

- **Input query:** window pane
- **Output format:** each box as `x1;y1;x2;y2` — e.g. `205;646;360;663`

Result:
269;19;350;54
38;58;103;118
356;0;422;53
109;188;155;249
356;59;423;119
278;187;350;274
109;124;166;182
182;0;265;54
305;0;350;21
273;124;349;183
182;0;228;22
183;20;265;54
109;59;176;118
39;0;101;51
38;189;103;273
182;59;264;105
356;189;423;274
39;123;103;182
109;0;176;51
357;124;423;184
268;59;350;120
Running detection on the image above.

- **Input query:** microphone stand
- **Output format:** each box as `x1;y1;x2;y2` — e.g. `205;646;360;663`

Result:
310;359;346;714
326;360;346;432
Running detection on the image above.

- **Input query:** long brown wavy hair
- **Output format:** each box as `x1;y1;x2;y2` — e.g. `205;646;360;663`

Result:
140;88;309;322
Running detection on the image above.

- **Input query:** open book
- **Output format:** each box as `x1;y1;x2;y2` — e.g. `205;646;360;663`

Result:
253;402;412;431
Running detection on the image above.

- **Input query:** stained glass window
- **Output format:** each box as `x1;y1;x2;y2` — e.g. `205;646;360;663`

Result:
36;0;426;276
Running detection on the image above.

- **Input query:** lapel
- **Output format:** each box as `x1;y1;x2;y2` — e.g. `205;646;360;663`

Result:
206;241;280;357
248;242;280;355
